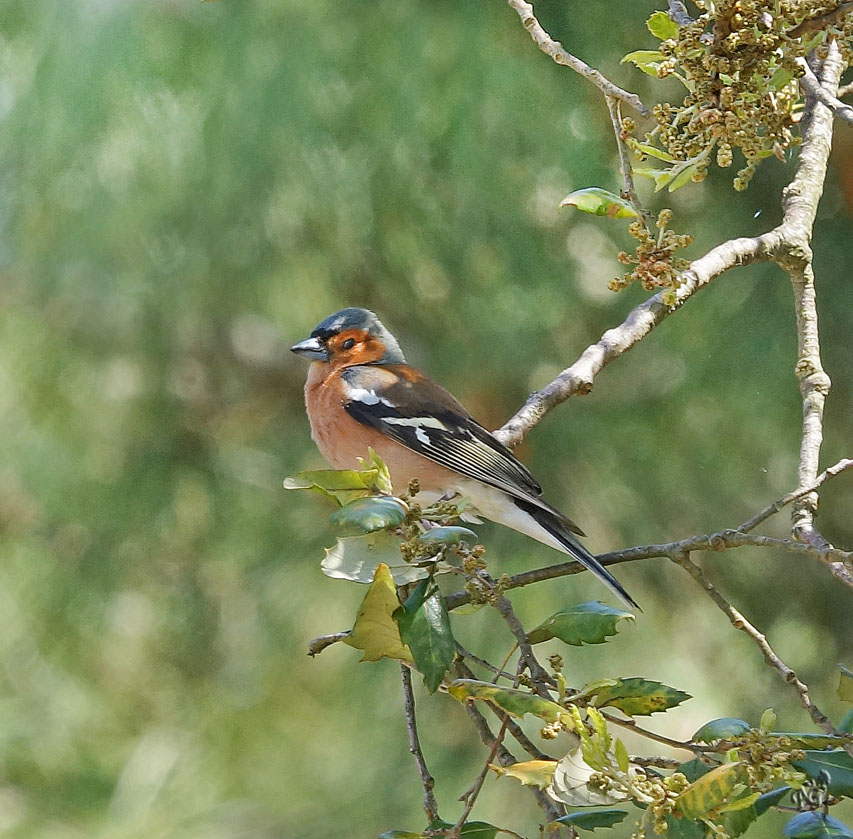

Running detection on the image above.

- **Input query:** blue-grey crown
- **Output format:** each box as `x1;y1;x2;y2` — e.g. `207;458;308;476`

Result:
311;308;406;364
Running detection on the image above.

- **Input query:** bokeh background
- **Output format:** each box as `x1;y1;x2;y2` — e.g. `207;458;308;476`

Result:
1;0;852;837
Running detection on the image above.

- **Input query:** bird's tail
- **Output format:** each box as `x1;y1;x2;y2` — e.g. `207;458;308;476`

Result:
513;498;640;611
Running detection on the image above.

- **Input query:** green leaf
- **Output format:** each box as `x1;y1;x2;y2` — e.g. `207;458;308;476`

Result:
664;814;706;839
839;664;853;703
554;810;629;831
322;533;429;584
528;601;635;646
678;759;715;783
576;677;691;716
792;750;853;797
627;140;675;163
427;821;499;839
769;66;795;90
784;812;853;839
560;187;638;219
329;495;407;533
284;468;375;506
775;732;852;749
448;679;573;728
491;759;558;790
615;738;630;774
759;708;777;732
621;50;666;76
693;718;751;743
548;747;632;806
667;161;699;192
675;762;744;820
632;165;677;192
840;710;853;734
754;786;790;816
395;580;455;693
417;526;478;545
343;563;413;663
646;11;679;40
357;447;393;495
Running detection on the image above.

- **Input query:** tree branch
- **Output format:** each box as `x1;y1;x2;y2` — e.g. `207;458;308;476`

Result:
506;0;650;116
670;552;846;742
606;95;649;228
493;232;771;447
401;665;441;823
798;56;853;125
783;43;844;547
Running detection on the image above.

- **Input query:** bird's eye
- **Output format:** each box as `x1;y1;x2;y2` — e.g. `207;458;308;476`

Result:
341;338;356;350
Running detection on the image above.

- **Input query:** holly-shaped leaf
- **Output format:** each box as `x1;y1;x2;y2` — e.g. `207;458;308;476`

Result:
646;11;679;40
448;679;573;728
553;810;629;831
693;718;752;743
343;563;413;663
560;187;639;219
674;762;744;820
329;496;407;533
395;579;455;693
576;677;691;716
490;760;558;790
792;750;853;797
322;533;429;584
528;601;634;646
784;812;853;839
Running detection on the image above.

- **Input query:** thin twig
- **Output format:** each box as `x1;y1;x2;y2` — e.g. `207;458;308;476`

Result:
600;710;708;754
445;529;853;612
401;665;441;822
493;595;553;691
797;56;853;125
506;0;650;116
307;630;350;656
787;2;853;38
456;659;553;761
606;95;649;228
737;457;853;533
457;643;518;683
670;552;846;742
456;663;565;823
449;717;511;838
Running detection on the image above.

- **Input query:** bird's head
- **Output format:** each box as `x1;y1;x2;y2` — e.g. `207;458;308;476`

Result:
290;308;406;368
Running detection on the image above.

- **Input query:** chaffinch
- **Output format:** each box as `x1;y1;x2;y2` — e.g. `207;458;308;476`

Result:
291;308;637;609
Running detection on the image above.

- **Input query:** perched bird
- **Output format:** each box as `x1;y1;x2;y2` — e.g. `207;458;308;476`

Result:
291;308;637;609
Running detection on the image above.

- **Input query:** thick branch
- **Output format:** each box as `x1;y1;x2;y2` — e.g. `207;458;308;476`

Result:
784;43;844;546
506;0;650;116
670;552;842;737
401;665;441;822
493;233;771;447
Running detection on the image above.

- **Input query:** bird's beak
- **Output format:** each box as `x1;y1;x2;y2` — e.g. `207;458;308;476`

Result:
290;336;330;362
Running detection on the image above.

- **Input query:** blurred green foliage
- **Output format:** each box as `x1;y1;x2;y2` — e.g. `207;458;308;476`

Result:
0;1;851;837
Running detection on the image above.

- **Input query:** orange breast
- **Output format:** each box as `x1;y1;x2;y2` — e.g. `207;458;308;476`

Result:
304;363;458;494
